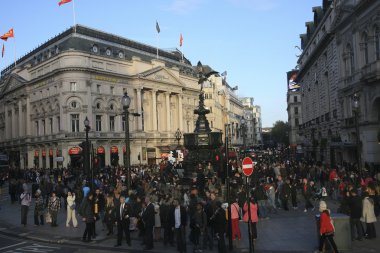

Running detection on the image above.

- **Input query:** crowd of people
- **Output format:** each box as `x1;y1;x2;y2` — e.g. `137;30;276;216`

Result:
3;153;380;253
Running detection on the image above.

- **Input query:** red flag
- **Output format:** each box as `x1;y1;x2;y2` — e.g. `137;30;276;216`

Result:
1;44;4;58
180;33;183;47
58;0;72;6
0;28;14;41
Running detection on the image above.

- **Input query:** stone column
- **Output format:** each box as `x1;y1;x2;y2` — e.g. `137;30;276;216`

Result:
165;92;171;132
4;105;9;139
26;97;31;136
178;95;183;130
11;105;16;139
18;100;23;137
136;88;143;131
152;89;157;131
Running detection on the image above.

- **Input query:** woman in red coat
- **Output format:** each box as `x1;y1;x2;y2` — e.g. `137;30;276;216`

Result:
317;201;339;253
243;197;259;241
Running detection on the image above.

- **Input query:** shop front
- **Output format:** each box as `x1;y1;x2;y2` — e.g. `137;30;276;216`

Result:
97;146;106;168
69;147;82;168
110;146;119;166
49;149;54;169
34;150;39;168
41;149;46;169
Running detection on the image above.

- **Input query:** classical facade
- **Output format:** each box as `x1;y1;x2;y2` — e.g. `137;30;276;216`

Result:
297;0;380;167
241;97;257;146
252;105;263;145
0;25;201;169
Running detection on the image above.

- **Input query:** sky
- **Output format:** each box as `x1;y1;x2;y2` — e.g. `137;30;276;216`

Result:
0;0;323;127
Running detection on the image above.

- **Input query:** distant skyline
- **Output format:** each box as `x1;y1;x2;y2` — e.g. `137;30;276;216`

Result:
0;0;323;127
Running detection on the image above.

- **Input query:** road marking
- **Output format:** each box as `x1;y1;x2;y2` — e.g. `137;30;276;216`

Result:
0;242;27;251
3;243;61;253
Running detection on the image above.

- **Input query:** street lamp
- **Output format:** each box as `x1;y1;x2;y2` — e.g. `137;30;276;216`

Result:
241;118;247;158
84;116;92;190
175;128;182;147
352;93;362;178
122;92;132;192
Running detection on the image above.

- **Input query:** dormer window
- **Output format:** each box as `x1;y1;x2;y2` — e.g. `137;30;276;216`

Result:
92;45;98;53
71;101;77;108
106;48;111;56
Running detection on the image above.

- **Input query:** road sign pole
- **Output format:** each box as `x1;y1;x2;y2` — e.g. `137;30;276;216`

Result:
246;176;254;253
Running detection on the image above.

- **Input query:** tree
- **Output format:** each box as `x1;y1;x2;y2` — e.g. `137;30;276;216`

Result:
271;121;290;147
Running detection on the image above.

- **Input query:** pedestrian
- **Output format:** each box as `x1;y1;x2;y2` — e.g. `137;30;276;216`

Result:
114;195;131;247
230;199;241;240
303;178;315;212
170;198;187;253
243;197;259;242
66;191;78;228
104;193;116;235
347;189;364;241
316;200;339;253
94;188;105;236
20;183;32;227
153;196;162;241
34;189;44;226
142;195;155;250
190;202;207;252
361;187;377;239
48;191;61;227
290;178;298;210
280;178;291;211
211;201;227;253
80;192;95;242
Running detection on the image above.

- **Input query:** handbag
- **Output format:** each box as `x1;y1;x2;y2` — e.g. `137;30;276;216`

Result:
45;212;52;223
70;203;76;210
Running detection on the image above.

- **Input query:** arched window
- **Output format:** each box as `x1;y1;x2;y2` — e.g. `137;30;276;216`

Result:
362;32;369;65
344;43;355;76
375;26;380;60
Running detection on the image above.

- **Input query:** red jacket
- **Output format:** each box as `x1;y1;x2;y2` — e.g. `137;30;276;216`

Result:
320;211;334;235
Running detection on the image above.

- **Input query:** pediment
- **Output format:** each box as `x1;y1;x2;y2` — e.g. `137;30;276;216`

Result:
137;67;182;86
0;74;26;95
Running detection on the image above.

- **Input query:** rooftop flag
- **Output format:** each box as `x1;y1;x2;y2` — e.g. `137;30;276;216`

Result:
0;28;14;41
1;44;4;58
156;21;160;33
59;0;72;6
180;33;183;47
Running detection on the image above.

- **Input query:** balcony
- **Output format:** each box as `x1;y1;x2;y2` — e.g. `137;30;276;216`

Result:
361;60;380;83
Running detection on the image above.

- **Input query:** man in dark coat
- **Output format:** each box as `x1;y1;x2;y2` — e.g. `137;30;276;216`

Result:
302;178;314;212
348;189;364;240
142;195;155;250
114;195;131;247
211;201;227;253
280;178;291;211
169;199;187;253
80;193;95;242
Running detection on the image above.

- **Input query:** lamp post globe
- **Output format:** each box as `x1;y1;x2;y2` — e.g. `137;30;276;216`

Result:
122;92;131;192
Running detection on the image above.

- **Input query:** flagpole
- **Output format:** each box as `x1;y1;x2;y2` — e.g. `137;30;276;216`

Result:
72;0;77;32
156;32;159;59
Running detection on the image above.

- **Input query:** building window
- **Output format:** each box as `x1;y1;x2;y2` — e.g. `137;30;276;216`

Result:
294;107;299;115
344;44;355;76
110;86;114;95
294;96;298;103
71;101;77;108
49;118;53;134
96;103;101;109
375;26;380;60
211;121;213;128
70;82;77;91
97;84;101;93
57;116;61;132
362;32;369;65
295;118;299;126
71;114;79;132
109;116;115;132
35;121;39;136
96;115;102;131
42;119;46;135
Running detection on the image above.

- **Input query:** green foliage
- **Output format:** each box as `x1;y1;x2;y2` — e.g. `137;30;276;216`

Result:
271;121;290;146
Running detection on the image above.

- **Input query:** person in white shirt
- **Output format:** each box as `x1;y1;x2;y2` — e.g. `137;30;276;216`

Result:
20;183;32;227
66;191;78;228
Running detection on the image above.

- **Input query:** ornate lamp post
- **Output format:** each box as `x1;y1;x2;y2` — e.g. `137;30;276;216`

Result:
352;93;361;178
122;92;132;192
175;128;182;146
84;116;92;190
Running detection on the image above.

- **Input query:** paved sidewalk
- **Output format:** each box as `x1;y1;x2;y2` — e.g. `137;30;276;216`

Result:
0;185;379;252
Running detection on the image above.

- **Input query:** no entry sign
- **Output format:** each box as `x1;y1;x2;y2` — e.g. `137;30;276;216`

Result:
242;157;254;177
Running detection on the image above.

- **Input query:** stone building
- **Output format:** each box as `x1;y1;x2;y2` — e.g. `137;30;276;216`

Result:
297;0;380;167
0;25;201;169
